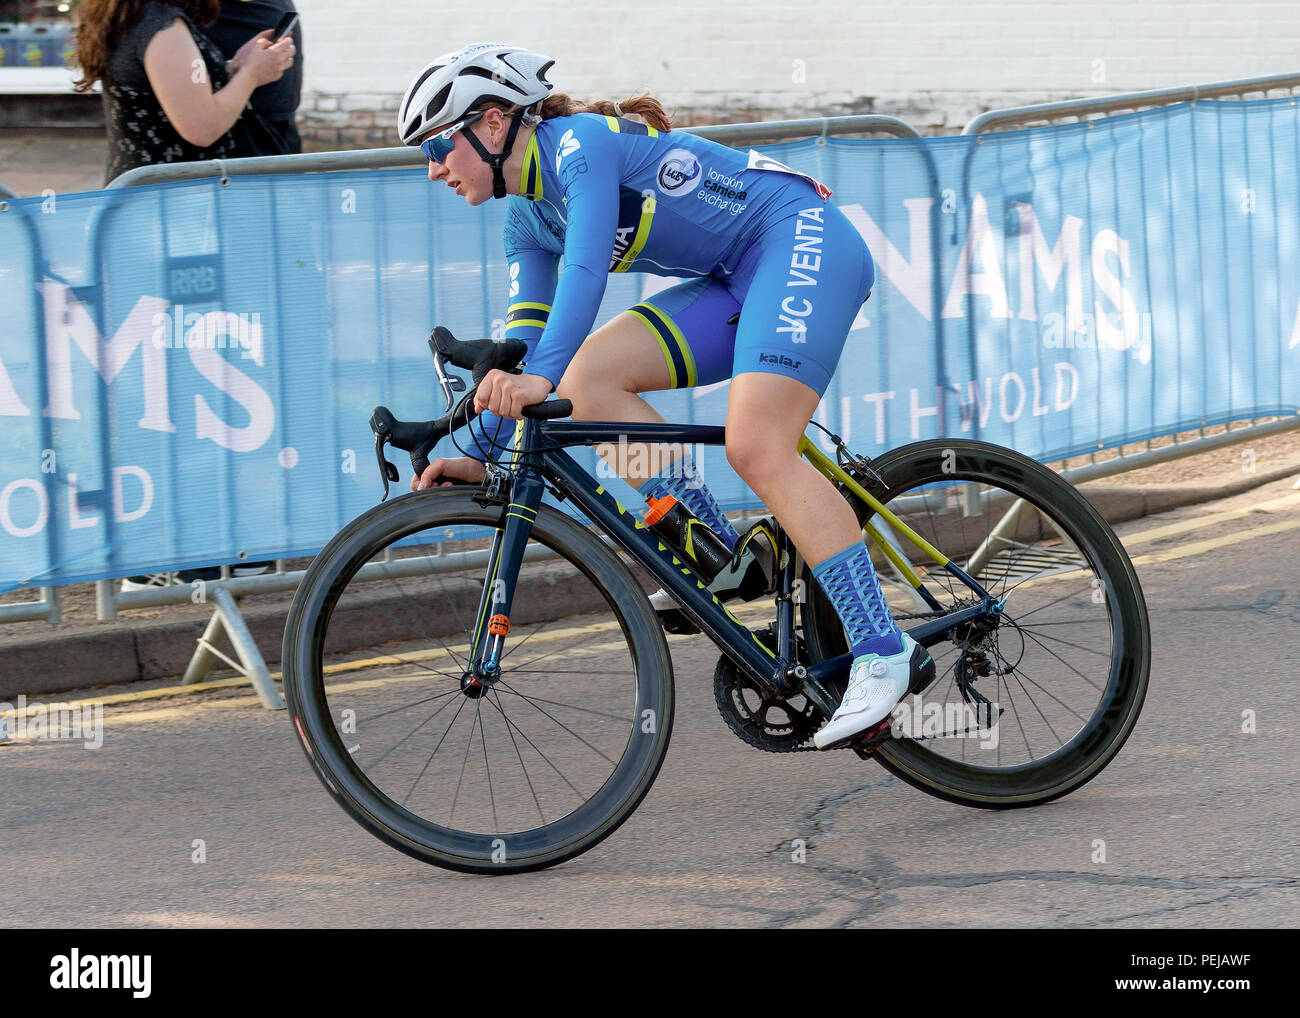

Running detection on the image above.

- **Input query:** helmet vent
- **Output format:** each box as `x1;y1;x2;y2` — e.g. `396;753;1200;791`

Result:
423;83;452;124
408;64;443;98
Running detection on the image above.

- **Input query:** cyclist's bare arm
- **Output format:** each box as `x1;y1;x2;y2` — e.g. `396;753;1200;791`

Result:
412;456;486;491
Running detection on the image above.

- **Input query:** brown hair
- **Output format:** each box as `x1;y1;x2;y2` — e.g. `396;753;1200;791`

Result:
73;0;220;92
481;91;673;132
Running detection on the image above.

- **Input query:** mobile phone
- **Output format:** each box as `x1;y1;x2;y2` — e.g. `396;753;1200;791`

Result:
269;12;298;44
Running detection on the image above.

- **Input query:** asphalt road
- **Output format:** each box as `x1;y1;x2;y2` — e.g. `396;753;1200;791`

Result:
2;475;1298;928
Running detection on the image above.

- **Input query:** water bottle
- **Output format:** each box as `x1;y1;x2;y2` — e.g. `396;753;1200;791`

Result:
643;494;732;581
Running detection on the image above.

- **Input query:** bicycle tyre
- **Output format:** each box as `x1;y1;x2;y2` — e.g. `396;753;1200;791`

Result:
802;438;1151;808
282;488;675;874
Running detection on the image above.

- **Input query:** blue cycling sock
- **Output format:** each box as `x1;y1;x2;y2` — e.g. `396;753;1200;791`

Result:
635;450;739;552
811;541;905;659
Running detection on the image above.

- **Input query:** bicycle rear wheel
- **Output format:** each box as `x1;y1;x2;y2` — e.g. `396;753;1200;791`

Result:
282;488;674;874
802;439;1150;807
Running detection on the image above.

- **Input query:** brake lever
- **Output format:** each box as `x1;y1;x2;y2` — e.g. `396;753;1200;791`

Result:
370;415;401;501
429;343;467;414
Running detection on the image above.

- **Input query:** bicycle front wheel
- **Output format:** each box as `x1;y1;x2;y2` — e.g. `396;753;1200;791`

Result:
282;488;675;874
802;439;1150;808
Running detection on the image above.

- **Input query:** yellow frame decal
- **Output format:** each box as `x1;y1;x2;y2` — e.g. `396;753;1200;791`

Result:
797;436;950;588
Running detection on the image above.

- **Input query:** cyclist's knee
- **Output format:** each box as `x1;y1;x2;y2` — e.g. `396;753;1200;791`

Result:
726;414;806;490
555;370;600;419
725;431;780;489
557;358;641;418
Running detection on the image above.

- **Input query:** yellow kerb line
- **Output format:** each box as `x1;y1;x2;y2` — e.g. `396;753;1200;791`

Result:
1116;490;1300;547
993;513;1300;594
1;617;627;724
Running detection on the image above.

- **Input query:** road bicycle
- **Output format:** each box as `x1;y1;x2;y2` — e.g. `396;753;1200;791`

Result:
282;328;1151;874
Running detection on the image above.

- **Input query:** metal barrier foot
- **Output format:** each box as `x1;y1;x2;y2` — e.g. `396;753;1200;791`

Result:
181;587;284;710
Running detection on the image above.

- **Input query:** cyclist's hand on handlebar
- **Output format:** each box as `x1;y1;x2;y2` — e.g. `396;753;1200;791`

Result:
412;456;486;491
473;370;552;420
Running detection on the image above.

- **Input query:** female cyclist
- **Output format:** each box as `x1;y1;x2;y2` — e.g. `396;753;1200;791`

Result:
399;43;933;749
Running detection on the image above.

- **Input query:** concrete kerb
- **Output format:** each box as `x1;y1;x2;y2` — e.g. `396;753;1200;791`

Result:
3;460;1298;702
0;541;654;701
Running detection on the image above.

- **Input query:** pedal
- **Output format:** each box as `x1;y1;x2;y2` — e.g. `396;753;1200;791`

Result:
649;590;701;634
658;607;701;635
848;718;896;758
815;716;895;754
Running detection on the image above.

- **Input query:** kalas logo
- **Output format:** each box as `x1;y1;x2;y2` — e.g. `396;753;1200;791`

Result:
656;148;701;196
759;353;802;369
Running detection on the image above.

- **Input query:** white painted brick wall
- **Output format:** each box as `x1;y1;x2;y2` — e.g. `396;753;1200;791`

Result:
291;0;1300;144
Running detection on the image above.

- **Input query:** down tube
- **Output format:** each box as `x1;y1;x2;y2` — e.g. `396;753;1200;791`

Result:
542;448;789;695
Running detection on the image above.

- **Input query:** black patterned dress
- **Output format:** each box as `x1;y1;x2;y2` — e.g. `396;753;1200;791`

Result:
101;2;238;185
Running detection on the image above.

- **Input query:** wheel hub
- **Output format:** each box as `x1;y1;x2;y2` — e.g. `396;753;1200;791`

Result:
460;665;499;698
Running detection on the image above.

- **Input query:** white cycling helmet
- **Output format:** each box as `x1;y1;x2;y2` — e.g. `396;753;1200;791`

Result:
398;43;555;145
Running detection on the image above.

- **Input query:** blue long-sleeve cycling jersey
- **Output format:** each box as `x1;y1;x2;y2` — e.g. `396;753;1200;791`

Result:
461;111;848;462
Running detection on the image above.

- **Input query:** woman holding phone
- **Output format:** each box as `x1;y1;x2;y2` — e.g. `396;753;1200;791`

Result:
208;1;304;154
74;0;295;184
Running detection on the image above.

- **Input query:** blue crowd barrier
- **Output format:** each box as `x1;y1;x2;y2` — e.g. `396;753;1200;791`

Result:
1;96;1298;591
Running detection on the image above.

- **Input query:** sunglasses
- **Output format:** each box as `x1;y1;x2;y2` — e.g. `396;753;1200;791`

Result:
419;110;487;163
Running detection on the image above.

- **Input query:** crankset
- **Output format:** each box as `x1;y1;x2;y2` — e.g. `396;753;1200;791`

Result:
713;626;820;752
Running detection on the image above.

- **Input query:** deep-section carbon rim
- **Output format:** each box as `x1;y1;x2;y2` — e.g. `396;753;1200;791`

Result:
802;439;1150;807
282;489;675;873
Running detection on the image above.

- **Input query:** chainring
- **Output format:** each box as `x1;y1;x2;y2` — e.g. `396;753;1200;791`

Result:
712;628;821;753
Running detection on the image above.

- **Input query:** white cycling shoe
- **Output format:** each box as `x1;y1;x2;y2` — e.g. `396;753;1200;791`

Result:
813;633;935;750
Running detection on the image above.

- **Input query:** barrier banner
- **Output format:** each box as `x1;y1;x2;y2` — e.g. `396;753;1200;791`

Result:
1;96;1297;589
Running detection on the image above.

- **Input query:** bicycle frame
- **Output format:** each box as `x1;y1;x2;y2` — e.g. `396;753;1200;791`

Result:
460;416;1004;718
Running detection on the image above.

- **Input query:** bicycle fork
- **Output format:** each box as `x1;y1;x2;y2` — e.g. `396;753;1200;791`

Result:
463;467;547;689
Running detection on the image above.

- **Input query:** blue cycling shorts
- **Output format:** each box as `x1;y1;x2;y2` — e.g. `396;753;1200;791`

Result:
624;200;874;398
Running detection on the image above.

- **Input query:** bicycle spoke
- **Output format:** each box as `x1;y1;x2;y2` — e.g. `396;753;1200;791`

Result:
362;694;465;772
488;686;546;825
384;568;475;670
493;691;633;723
477;697;498;833
403;694;472;807
361;589;471;674
993;646;1068;746
1016;626;1112;658
449;702;482;825
358;687;461;726
497;620;550;664
481;693;588;803
1017;627;1107;696
501;637;580;674
496;679;617;765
